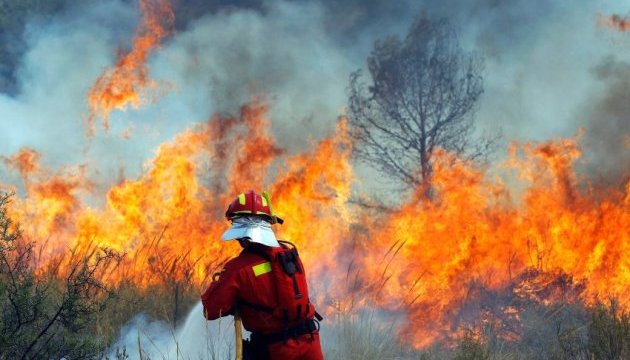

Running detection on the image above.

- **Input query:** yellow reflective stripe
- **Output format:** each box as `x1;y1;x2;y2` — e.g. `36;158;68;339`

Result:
261;196;268;207
262;191;275;216
252;262;272;276
238;193;246;205
233;210;252;214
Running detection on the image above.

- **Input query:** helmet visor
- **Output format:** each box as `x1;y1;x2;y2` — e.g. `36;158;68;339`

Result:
220;216;280;247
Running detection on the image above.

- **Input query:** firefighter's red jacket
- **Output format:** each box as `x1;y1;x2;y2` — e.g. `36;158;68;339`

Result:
201;244;323;360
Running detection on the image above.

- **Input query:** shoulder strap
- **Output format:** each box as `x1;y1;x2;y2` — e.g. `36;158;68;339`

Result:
278;240;297;250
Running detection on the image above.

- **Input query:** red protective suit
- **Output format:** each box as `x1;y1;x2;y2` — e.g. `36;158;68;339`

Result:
201;243;323;360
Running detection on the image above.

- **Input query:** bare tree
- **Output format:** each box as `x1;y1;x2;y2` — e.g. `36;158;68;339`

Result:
348;16;489;192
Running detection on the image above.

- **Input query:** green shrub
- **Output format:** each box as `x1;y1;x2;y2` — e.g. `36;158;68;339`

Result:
588;301;630;360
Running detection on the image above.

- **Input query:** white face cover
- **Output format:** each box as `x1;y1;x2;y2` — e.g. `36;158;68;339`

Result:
220;216;280;247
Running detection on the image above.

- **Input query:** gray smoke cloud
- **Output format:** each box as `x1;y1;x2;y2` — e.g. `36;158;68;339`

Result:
150;1;354;151
580;56;630;186
440;0;630;180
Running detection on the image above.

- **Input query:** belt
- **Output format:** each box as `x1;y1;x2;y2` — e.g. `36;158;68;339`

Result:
251;319;320;345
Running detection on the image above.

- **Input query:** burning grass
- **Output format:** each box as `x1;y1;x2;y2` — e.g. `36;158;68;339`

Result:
1;190;629;359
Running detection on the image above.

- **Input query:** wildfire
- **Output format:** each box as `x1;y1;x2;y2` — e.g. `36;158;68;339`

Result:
341;136;629;347
2;103;628;347
2;1;628;349
87;0;174;136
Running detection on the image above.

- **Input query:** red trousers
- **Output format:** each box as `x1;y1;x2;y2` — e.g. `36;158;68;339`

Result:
261;333;323;360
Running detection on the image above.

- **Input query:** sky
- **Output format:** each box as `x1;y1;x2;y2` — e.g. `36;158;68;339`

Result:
0;0;629;196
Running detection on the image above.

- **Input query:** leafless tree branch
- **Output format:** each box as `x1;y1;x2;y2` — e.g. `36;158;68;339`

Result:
348;16;495;193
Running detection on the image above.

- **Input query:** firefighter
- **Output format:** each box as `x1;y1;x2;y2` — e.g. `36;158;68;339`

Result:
201;190;324;360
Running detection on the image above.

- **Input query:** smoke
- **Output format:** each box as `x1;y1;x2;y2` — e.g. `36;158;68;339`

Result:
108;302;237;359
438;0;630;184
150;1;353;151
580;57;630;186
108;301;410;359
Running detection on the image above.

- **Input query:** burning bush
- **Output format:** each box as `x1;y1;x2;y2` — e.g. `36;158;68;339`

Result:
0;192;120;359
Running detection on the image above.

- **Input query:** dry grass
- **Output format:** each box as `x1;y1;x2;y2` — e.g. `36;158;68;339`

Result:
322;310;413;360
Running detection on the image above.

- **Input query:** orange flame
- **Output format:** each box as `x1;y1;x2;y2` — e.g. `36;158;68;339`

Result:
2;105;628;348
87;0;174;136
3;148;91;260
341;136;629;347
3;148;41;176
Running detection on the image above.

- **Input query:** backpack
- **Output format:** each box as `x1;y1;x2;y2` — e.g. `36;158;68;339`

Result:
246;240;322;328
272;241;313;324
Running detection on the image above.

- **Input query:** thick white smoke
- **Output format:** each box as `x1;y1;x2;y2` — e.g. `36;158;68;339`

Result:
107;301;408;360
108;302;237;359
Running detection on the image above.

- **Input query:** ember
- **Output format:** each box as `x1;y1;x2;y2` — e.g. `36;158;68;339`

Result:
598;13;630;32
